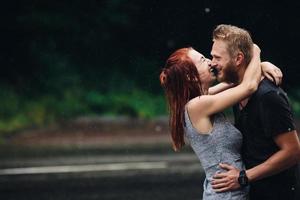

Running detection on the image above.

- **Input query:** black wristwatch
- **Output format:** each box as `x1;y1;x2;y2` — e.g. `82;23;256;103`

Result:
238;170;249;187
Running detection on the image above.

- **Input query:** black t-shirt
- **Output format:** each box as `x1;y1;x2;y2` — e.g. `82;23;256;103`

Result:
233;78;300;199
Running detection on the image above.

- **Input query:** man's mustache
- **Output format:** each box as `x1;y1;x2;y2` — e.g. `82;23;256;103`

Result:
210;66;219;76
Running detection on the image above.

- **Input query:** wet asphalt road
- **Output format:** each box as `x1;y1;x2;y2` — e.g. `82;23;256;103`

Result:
0;146;205;200
0;170;205;200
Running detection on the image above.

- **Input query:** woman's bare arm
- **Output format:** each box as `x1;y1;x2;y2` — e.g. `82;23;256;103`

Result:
261;61;283;85
209;61;282;95
208;82;235;95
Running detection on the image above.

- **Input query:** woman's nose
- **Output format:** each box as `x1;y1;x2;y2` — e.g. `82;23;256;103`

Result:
207;59;212;66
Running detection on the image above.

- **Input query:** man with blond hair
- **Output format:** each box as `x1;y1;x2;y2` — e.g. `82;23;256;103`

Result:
210;24;300;200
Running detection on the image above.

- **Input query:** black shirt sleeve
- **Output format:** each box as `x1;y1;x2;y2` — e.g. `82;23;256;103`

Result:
259;90;296;138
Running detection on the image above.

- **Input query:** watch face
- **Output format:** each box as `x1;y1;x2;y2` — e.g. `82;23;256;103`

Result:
239;176;246;185
238;171;248;186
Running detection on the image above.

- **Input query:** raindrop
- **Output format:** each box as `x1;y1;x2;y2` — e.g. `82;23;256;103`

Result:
155;125;162;132
204;8;210;13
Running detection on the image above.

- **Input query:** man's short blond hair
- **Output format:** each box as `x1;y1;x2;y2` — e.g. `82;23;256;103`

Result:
213;24;253;66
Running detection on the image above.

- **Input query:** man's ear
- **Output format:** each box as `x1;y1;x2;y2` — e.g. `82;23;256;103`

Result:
236;52;244;66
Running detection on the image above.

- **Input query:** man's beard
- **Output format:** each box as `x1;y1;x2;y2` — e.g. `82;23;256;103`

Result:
218;60;239;84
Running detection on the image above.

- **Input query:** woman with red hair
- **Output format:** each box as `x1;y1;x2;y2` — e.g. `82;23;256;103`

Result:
160;45;281;199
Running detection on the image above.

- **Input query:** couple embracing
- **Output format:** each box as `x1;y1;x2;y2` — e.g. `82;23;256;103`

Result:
160;24;300;200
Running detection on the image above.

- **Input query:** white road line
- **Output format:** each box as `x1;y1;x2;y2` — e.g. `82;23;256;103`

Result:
0;162;168;175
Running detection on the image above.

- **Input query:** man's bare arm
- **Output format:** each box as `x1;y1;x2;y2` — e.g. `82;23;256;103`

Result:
211;131;300;192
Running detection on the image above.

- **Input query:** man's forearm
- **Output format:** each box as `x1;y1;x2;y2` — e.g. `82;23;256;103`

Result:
246;148;300;182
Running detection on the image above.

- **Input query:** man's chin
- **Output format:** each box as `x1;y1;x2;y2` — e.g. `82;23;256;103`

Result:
216;75;224;82
216;73;232;83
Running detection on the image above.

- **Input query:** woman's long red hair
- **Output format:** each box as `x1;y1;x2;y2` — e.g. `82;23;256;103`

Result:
160;47;203;151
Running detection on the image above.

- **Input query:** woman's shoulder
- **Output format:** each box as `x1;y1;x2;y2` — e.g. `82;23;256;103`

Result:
186;95;212;121
187;95;212;113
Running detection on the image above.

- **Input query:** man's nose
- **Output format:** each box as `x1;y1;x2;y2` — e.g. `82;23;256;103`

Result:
210;59;217;67
209;61;215;67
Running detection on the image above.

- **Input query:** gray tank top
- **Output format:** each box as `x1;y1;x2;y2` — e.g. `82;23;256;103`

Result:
184;109;249;200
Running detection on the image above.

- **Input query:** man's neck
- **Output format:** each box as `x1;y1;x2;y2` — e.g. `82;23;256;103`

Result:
236;64;247;84
238;73;265;110
202;83;209;95
236;64;250;110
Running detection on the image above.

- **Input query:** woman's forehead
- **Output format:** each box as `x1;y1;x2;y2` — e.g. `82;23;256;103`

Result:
188;49;203;62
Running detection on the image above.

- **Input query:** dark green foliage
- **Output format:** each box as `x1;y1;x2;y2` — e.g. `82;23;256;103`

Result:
0;87;167;133
1;1;300;133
